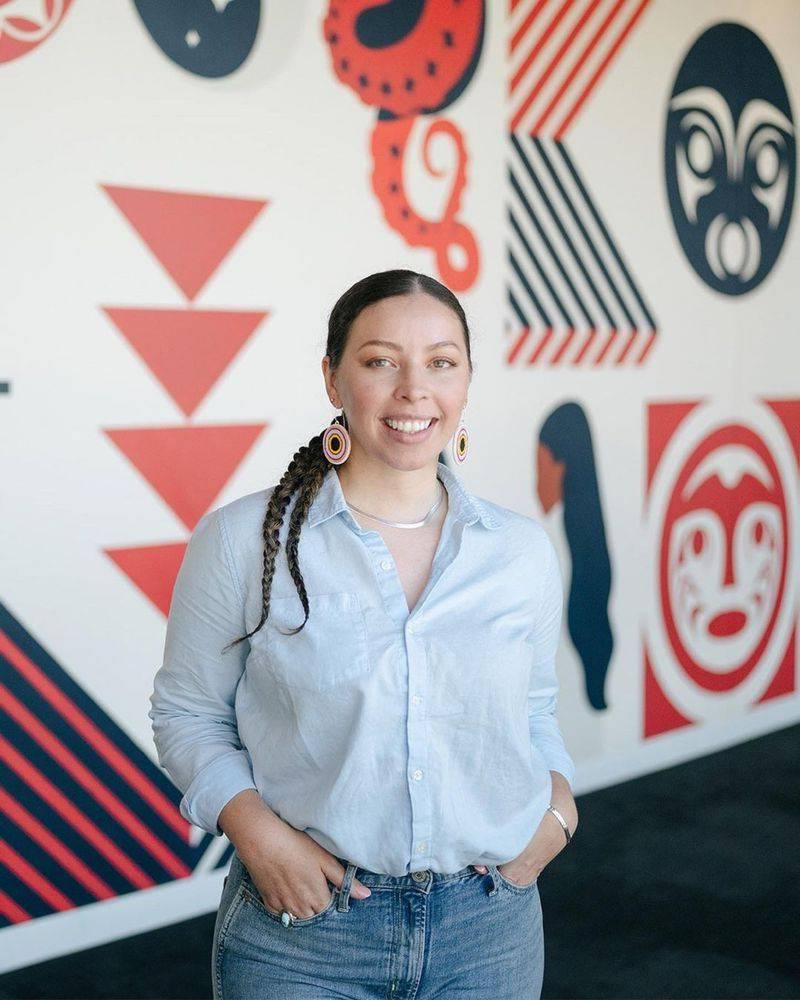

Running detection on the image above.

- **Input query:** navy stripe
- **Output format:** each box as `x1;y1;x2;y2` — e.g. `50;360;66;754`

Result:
533;137;630;330
555;142;656;330
508;286;530;329
510;134;595;329
508;205;564;327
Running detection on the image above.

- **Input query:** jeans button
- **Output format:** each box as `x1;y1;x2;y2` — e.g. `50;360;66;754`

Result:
411;870;428;882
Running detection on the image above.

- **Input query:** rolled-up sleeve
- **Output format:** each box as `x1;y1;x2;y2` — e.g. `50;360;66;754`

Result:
527;532;576;791
149;507;258;836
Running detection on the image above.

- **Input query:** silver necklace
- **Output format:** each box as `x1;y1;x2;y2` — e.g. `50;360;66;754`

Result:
346;478;446;529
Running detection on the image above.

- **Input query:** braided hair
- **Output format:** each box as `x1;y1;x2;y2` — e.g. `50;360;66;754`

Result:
222;269;473;652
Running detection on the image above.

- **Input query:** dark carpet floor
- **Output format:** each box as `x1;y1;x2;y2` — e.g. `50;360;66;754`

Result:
1;722;798;999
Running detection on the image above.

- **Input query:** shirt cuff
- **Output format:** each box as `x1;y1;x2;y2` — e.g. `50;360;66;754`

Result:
179;750;258;837
540;751;576;793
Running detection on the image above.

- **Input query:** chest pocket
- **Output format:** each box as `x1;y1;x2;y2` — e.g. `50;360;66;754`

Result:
258;591;370;693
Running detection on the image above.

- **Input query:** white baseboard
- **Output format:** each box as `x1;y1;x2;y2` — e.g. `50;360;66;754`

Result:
0;868;226;975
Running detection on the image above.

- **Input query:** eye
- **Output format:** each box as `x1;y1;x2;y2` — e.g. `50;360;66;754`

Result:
365;358;457;368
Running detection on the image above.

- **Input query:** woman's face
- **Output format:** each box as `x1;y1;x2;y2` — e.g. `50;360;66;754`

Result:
322;292;471;472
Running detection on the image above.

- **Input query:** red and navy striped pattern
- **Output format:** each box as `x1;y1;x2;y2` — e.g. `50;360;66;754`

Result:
505;0;657;367
0;604;232;926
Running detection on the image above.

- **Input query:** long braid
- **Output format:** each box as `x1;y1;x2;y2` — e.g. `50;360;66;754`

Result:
221;426;332;652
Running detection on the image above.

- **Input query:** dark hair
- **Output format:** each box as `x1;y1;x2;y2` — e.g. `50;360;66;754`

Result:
538;402;613;710
222;269;472;652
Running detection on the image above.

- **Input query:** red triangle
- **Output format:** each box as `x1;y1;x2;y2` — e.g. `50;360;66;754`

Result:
104;424;268;530
643;644;694;738
645;401;700;501
102;307;269;417
755;629;796;702
101;185;268;301
105;542;187;617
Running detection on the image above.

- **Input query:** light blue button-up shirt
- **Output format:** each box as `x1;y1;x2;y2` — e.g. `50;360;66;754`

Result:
150;460;575;876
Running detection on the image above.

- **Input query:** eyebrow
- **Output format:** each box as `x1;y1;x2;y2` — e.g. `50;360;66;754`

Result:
357;339;461;351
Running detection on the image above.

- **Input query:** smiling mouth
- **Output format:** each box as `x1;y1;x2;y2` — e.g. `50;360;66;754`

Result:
381;417;438;438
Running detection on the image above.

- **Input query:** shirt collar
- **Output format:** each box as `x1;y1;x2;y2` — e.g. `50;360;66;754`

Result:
306;460;500;530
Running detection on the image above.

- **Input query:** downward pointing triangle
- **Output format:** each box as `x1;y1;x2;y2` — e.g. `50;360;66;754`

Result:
101;185;268;301
105;542;188;618
104;424;268;531
102;307;269;417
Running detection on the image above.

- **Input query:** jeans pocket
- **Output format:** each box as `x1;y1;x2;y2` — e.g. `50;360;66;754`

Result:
493;865;539;892
238;878;338;928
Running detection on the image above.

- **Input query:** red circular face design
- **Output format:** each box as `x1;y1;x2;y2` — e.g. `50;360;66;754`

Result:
0;0;74;64
659;423;788;692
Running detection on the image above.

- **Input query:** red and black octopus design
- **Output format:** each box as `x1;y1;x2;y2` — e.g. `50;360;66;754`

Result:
322;0;485;291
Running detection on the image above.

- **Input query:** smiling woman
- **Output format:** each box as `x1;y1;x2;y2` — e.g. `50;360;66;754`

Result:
149;269;577;1000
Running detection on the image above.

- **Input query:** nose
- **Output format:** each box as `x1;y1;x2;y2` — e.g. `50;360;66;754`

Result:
395;370;431;400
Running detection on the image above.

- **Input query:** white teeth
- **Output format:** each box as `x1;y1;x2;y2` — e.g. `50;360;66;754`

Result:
384;418;433;433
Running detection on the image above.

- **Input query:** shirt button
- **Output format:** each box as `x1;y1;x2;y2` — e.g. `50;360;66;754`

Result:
411;695;422;706
407;624;415;634
412;769;423;781
417;842;427;853
380;558;392;571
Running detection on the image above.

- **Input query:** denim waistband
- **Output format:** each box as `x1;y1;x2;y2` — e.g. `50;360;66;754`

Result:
330;854;478;887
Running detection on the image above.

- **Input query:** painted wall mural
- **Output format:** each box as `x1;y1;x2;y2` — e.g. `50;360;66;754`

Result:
644;399;798;735
537;402;614;712
0;603;233;927
100;185;270;614
132;0;261;78
665;23;795;295
322;0;485;290
1;0;798;970
0;0;74;64
505;0;658;367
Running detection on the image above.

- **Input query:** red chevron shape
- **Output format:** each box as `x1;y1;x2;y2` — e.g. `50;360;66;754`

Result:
103;424;268;530
105;541;188;618
102;307;269;417
101;186;268;301
509;0;651;137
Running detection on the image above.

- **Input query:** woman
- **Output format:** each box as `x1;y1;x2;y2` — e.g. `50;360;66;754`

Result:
150;269;578;999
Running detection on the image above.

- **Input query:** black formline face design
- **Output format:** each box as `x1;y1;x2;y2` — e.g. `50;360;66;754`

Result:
665;22;795;295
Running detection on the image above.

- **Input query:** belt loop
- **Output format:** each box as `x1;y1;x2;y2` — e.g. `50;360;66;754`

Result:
486;864;501;896
337;862;358;912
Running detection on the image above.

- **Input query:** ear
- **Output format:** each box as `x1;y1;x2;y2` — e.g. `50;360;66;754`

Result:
321;356;338;405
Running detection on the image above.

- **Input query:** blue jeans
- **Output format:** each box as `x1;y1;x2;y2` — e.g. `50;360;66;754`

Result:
212;851;544;999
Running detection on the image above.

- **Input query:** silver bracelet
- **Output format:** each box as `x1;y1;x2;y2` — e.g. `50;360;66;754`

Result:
546;805;572;845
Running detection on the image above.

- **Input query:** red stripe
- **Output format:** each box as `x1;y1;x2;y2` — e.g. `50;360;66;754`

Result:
507;326;533;364
636;328;657;364
0;683;190;879
593;328;620;363
0;839;74;912
510;0;551;56
511;0;527;14
532;0;627;134
573;328;600;363
0;736;155;890
0;890;31;925
0;630;189;840
510;0;576;107
527;327;556;363
555;0;651;138
0;787;115;901
551;327;579;363
614;328;638;363
516;0;603;134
